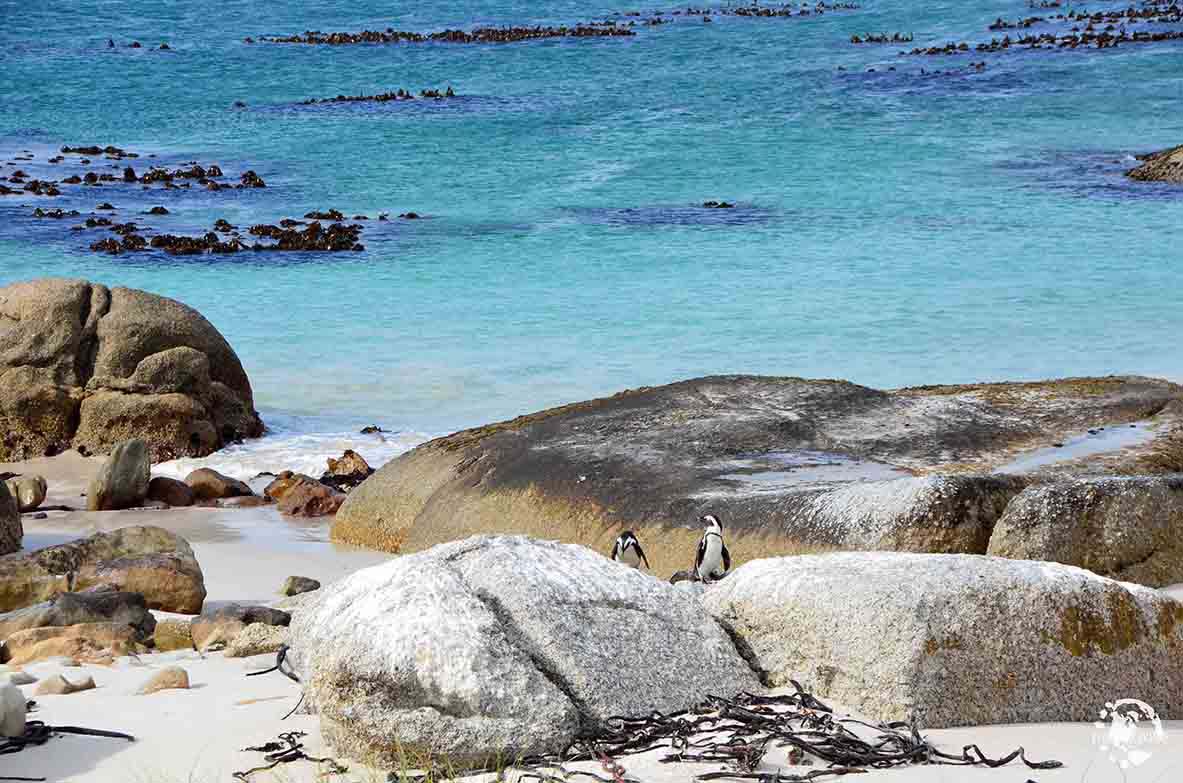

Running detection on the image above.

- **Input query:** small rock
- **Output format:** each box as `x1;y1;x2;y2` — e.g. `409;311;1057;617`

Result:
34;673;96;696
2;622;139;666
184;468;252;500
280;576;320;597
147;476;194;507
147;206;169;215
137;666;189;694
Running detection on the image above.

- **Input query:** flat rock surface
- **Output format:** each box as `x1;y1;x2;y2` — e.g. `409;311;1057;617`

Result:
334;374;1183;574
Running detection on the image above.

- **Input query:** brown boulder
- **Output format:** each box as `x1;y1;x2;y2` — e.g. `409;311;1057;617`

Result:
0;526;206;614
0;589;155;642
86;439;150;511
185;467;251;500
190;604;289;651
4;475;46;512
266;472;345;516
0;278;263;461
147;476;194;507
320;449;374;492
152;618;193;651
1;622;139;665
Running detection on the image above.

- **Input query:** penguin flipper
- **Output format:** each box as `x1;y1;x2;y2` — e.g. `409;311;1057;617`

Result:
635;540;651;570
720;543;731;576
609;539;621;561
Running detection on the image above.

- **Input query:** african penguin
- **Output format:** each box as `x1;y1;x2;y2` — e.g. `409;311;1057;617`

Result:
610;530;651;570
695;514;731;582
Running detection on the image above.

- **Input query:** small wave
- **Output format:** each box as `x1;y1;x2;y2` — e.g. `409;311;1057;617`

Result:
154;412;431;481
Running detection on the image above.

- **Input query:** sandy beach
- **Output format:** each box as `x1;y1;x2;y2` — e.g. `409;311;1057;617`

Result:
3;450;1182;783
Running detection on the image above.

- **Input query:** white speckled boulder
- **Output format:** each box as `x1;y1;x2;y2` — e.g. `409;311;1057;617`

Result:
987;475;1183;587
702;552;1183;727
287;535;758;768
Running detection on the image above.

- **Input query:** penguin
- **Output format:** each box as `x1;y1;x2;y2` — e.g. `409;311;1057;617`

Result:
610;530;650;570
695;514;731;582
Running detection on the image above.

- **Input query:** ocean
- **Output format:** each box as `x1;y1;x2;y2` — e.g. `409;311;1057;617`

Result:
2;0;1182;476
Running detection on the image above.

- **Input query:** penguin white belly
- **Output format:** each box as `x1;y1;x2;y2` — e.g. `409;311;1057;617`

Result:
698;534;723;579
618;546;642;569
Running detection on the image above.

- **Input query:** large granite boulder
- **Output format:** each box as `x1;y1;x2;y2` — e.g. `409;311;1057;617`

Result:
0;589;155;643
0;621;139;665
86;439;150;511
0;278;263;461
987;475;1183;587
333;375;1182;575
702;552;1183;727
0;526;205;614
287;535;758;768
0;482;18;556
1127;143;1183;183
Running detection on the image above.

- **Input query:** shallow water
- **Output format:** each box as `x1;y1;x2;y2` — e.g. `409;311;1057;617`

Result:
2;0;1182;443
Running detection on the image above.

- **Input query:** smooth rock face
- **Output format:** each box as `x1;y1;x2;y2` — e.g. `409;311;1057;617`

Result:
1;622;138;665
1127;144;1183;183
987;475;1183;587
288;535;759;768
787;474;1026;554
87;439;150;511
4;475;46;512
225;622;288;658
0;278;263;461
0;681;26;736
137;666;189;694
0;590;156;643
0;482;18;556
333;374;1183;575
280;576;320;596
147;476;194;507
702;552;1183;727
34;673;96;696
184;468;251;500
190;604;290;651
0;526;206;614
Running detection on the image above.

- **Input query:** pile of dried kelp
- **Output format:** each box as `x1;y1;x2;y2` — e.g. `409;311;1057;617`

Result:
510;682;1062;783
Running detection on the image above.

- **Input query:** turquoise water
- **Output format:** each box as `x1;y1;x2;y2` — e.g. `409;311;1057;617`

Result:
3;0;1183;441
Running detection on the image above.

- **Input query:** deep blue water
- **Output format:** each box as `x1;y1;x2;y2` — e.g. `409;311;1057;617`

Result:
2;0;1183;442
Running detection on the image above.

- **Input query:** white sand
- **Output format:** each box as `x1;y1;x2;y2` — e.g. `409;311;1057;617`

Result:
3;651;1181;783
4;453;1183;781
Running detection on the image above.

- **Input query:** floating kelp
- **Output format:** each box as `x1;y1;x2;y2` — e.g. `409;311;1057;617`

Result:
300;87;456;105
259;24;636;45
